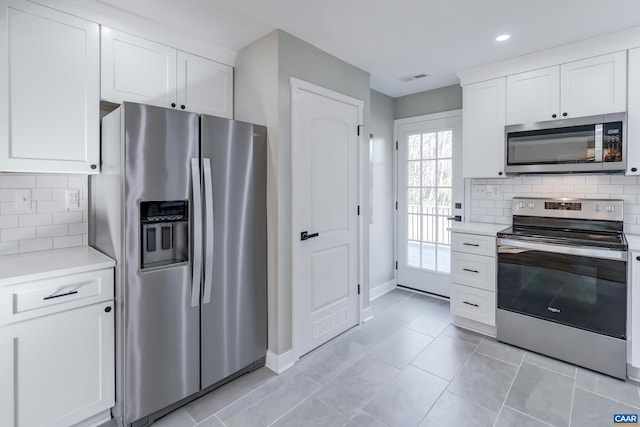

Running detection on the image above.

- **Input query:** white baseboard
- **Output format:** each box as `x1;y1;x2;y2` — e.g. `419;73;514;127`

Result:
362;306;373;323
70;410;112;427
266;349;295;374
370;279;396;300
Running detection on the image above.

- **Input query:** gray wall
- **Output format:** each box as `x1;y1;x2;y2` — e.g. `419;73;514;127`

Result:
369;90;395;290
235;30;371;356
395;84;462;119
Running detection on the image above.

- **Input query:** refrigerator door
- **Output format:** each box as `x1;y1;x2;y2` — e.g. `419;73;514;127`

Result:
200;116;267;389
122;103;201;424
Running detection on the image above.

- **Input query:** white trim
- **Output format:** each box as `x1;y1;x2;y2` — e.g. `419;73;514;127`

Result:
394;109;462;126
70;409;111;427
452;316;496;338
370;279;397;300
289;77;365;111
362;306;373;323
457;26;640;86
265;350;296;374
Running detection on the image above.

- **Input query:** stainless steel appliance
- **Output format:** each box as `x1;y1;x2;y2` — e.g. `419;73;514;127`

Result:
497;197;627;379
505;113;626;174
90;103;267;426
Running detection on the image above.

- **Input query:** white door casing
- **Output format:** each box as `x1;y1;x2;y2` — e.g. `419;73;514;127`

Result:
291;78;362;358
395;111;463;297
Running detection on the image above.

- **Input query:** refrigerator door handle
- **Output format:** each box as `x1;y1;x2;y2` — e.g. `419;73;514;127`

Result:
203;158;214;304
190;158;203;307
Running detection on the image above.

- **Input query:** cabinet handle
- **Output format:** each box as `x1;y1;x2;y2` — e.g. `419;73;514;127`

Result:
180;105;186;110
463;268;479;273
463;301;479;308
171;103;176;108
562;112;568;117
498;172;503;176
552;114;557;118
636;256;640;261
43;290;78;300
90;164;97;170
463;243;479;247
105;306;112;313
632;167;638;172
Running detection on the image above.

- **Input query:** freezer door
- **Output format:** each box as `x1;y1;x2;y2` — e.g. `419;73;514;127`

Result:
122;103;201;424
200;115;267;389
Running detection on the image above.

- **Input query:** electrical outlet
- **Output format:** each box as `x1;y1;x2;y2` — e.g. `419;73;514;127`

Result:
487;185;500;198
14;189;31;211
473;185;486;193
65;189;80;209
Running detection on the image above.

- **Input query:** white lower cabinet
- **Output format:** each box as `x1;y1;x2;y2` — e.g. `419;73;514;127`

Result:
0;268;114;427
450;230;497;335
630;251;640;375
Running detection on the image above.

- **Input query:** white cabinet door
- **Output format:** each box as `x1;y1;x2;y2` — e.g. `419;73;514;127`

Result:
101;27;177;109
462;77;506;178
0;0;100;174
0;302;114;427
560;51;627;119
177;51;233;118
506;66;560;125
627;48;640;175
631;251;640;369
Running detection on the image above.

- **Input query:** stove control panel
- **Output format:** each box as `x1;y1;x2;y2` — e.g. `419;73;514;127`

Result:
512;197;623;221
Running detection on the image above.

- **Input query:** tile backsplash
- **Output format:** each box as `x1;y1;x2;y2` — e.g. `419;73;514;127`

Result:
470;174;640;234
0;173;88;255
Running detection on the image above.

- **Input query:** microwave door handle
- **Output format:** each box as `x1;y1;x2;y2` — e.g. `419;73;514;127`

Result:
594;124;603;162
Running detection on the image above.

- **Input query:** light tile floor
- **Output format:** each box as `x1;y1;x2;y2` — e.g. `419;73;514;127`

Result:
104;289;640;427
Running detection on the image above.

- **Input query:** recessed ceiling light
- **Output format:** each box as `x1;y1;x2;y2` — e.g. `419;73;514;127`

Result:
495;34;511;42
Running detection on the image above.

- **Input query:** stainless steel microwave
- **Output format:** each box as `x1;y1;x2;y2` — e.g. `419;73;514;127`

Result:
505;113;626;174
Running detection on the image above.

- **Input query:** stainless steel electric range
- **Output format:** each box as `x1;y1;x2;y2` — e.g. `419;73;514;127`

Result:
497;197;628;379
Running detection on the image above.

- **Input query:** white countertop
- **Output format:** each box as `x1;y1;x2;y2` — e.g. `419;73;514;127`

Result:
448;222;509;236
627;234;640;252
0;246;115;287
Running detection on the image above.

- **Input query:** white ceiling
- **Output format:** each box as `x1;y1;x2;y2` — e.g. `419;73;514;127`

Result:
97;0;640;98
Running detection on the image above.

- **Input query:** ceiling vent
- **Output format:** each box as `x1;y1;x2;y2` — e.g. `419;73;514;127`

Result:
399;73;429;82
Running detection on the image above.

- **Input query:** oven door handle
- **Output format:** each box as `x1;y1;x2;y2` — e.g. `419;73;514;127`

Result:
497;238;627;261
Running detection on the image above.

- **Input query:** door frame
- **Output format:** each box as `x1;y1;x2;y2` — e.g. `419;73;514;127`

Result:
393;110;469;291
290;77;364;361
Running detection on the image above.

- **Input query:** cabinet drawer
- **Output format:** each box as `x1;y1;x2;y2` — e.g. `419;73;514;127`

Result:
0;268;113;325
451;233;496;256
451;252;496;291
450;283;496;326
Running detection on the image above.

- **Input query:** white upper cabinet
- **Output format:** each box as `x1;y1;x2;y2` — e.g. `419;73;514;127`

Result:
0;0;100;174
177;51;233;118
102;27;233;118
505;52;627;125
101;27;177;108
462;77;506;178
560;51;627;119
506;66;560;125
627;48;640;175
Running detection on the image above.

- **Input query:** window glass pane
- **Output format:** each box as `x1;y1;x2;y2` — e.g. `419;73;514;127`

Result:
407;161;421;187
437;217;451;244
421;160;436;187
438;188;452;211
408;134;421;160
422;133;436;159
407;241;420;267
438;130;452;158
422;214;436;243
407;203;421;241
437;245;451;273
421;242;436;269
421;188;435;216
437;159;452;186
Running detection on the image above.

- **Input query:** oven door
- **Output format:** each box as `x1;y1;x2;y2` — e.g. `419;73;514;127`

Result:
497;238;627;339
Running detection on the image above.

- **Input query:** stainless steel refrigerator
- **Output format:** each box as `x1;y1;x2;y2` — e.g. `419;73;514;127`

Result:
90;102;267;426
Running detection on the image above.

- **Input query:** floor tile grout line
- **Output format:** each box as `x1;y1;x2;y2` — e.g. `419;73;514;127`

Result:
474;347;523;368
519;358;576;380
265;394;314;427
574;383;640;410
360;407;391;427
503;405;556;427
567;374;577;427
491;351;523;427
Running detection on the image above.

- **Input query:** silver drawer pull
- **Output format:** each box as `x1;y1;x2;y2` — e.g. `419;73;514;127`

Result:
463;243;479;247
43;290;78;301
463;268;479;273
462;301;479;308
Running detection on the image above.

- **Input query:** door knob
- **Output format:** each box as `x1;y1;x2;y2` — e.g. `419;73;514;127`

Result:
301;231;319;241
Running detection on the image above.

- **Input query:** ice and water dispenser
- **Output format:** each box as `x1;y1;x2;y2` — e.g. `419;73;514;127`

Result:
140;201;189;269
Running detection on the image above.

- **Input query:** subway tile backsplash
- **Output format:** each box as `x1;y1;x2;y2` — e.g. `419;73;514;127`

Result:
469;174;640;234
0;173;88;256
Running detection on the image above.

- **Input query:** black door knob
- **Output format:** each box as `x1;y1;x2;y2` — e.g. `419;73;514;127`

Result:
632;167;638;172
562;112;568;117
552;114;557;118
171;103;176;108
181;105;186;110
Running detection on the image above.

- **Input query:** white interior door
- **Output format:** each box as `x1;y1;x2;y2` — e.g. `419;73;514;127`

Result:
291;78;362;358
396;113;463;297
